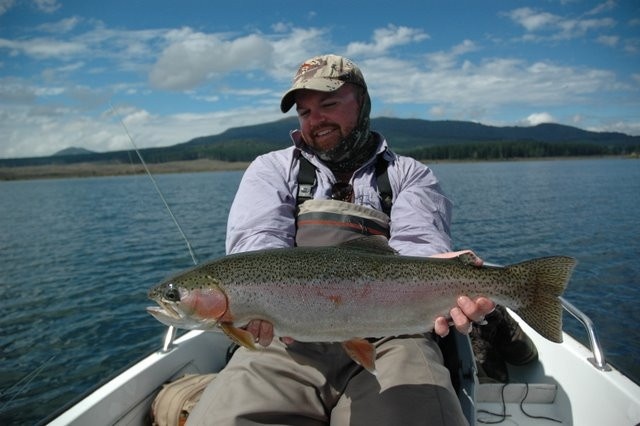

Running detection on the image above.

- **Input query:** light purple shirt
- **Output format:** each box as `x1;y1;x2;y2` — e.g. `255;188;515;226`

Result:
226;131;453;257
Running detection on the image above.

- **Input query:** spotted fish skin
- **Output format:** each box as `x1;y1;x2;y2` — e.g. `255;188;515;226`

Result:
147;236;576;345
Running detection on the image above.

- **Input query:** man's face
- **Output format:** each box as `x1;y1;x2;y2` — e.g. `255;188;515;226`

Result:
295;84;361;155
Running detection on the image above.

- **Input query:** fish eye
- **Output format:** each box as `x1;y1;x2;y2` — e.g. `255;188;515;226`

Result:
164;284;181;302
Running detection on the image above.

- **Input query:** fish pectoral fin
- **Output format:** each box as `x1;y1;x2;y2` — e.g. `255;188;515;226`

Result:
219;323;257;350
342;338;377;375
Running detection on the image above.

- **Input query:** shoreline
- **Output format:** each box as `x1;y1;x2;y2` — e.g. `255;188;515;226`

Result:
0;159;251;181
0;155;633;181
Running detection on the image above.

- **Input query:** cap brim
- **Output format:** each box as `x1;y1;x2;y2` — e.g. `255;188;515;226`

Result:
280;88;298;113
280;78;346;113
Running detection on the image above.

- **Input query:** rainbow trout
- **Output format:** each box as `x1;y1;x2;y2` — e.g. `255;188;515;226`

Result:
147;236;576;373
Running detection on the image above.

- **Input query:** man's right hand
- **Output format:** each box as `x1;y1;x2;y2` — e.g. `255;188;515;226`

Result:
246;319;274;346
245;320;295;346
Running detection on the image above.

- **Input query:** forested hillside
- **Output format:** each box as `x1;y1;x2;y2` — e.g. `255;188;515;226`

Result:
1;117;638;167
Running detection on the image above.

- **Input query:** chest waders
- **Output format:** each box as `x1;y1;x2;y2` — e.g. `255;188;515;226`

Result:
294;154;393;247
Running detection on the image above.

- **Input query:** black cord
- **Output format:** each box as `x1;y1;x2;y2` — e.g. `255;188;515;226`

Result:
477;382;562;424
519;382;562;423
477;383;510;424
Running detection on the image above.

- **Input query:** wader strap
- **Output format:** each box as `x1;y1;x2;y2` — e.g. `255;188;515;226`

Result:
296;154;393;215
375;155;392;216
297;154;316;206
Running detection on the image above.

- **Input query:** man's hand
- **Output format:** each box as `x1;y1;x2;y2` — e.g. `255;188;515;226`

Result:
434;296;495;337
246;319;274;347
430;250;496;337
245;320;294;346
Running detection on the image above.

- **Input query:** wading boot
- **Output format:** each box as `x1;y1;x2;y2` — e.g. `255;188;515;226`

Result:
471;305;538;382
471;326;508;383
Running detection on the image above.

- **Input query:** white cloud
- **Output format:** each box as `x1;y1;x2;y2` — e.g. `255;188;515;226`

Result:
361;46;636;133
506;7;560;32
524;112;556;125
558;17;615;38
33;85;65;96
0;16;637;159
587;120;640;136
586;0;616;16
597;35;619;47
0;78;37;103
0;37;86;59
33;0;61;14
571;114;583;125
429;106;446;117
0;100;285;158
37;16;82;33
0;0;15;16
426;40;478;69
345;25;429;57
366;54;622;112
122;109;152;126
505;6;616;40
269;27;328;76
624;38;640;54
271;22;289;33
149;29;274;91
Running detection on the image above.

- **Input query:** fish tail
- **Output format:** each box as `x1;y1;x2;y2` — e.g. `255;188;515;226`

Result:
512;256;576;343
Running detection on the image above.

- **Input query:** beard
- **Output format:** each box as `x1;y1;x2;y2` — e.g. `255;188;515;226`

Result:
314;90;376;173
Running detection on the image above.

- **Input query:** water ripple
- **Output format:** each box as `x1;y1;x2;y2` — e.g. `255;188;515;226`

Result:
1;161;639;424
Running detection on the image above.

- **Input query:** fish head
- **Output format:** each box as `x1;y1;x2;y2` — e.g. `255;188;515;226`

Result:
146;278;228;331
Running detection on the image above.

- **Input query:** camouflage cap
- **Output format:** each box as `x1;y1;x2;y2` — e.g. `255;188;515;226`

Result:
280;54;367;113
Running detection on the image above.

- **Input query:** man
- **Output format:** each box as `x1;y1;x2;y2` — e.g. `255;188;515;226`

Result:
188;54;503;425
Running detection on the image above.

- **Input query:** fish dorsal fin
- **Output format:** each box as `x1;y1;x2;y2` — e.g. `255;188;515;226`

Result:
337;235;397;255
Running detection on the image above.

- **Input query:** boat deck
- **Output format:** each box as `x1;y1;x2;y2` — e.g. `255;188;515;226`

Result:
47;314;640;425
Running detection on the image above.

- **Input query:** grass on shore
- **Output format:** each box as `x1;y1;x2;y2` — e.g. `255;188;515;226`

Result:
0;159;250;181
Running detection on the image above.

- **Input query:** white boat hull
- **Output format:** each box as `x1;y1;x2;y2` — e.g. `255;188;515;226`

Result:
475;311;640;425
48;315;640;425
47;331;229;425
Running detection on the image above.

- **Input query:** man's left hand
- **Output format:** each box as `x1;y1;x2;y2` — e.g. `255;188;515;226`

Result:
434;296;495;337
430;249;496;336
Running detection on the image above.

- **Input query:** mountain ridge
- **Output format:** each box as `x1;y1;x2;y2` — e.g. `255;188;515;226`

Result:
1;117;638;167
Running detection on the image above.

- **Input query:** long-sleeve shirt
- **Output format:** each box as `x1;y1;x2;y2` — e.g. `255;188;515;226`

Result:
226;130;453;257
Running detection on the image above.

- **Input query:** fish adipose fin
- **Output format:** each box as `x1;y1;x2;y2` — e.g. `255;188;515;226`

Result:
342;338;378;375
220;323;257;350
513;256;577;343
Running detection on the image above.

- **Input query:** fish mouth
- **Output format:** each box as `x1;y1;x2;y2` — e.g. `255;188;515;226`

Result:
146;305;177;320
146;298;188;328
146;283;190;322
146;299;221;330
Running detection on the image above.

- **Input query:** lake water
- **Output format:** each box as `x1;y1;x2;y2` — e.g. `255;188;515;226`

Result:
1;158;639;424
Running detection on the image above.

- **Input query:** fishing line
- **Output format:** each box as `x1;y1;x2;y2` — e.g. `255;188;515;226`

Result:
109;101;198;266
0;355;55;414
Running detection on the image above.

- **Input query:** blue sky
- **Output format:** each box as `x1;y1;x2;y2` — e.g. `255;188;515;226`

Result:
1;0;638;159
